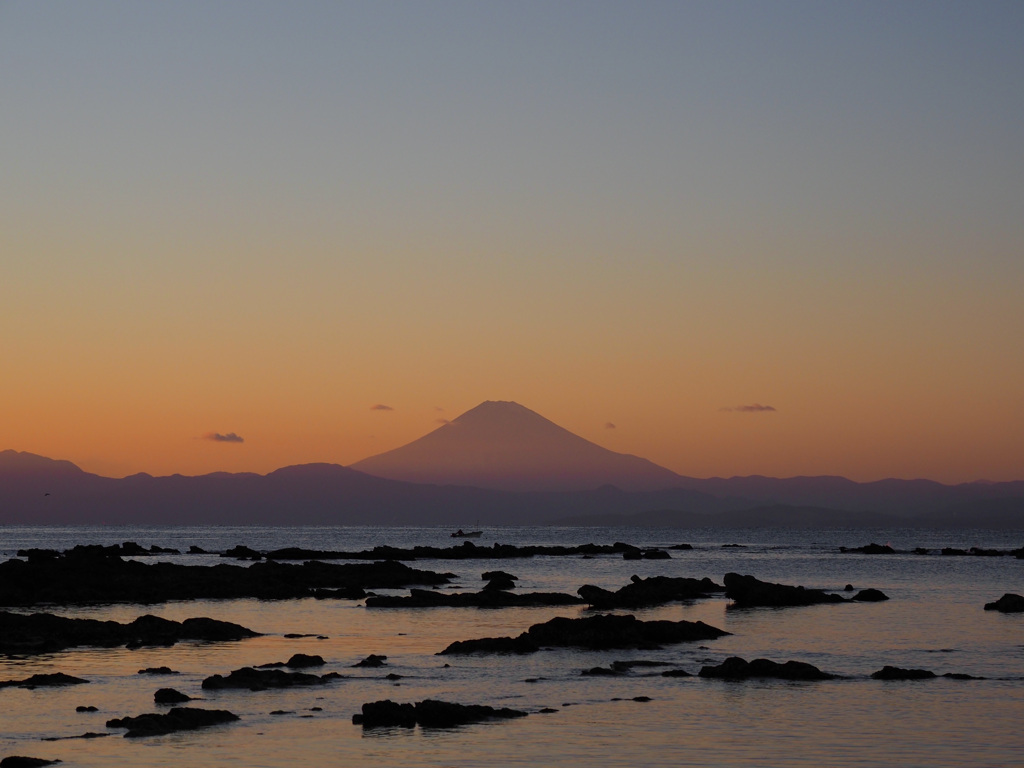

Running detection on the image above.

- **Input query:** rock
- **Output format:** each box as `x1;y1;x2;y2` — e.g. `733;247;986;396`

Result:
984;593;1024;612
621;546;643;561
138;667;179;675
0;758;62;767
851;588;889;602
0;611;259;655
286;653;325;668
353;655;387;668
482;575;517;591
699;656;837;680
632;696;652;702
106;707;239;737
913;548;930;555
201;667;341;690
188;546;209;554
0;673;88;689
440;613;729;655
578;575;723;610
871;666;937;680
581;666;621;676
154;688;191;704
724;573;846;607
661;669;693;677
839;543;895;554
413;699;528;728
0;555;452;608
481;571;517;582
40;733;108;742
641;549;670;560
222;545;262;560
353;699;416;728
668;544;693;550
75;706;98;712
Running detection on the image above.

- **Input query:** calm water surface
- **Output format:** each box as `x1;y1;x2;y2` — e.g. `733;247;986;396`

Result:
1;526;1022;766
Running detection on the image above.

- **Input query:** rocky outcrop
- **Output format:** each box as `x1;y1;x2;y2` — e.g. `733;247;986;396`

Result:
256;654;325;669
724;573;886;607
365;588;582;608
0;552;453;607
264;541;649;562
871;666;937;680
0;612;259;655
353;655;387;668
839;543;896;554
106;707;238;737
984;593;1024;612
699;656;838;680
201;667;341;690
352;699;527;729
0;673;88;689
577;575;723;610
0;758;62;767
153;688;192;704
439;613;728;655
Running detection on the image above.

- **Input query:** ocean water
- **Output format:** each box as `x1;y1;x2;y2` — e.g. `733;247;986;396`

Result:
1;526;1022;767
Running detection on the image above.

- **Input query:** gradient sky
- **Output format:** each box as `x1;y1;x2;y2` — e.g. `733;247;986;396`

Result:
2;1;1022;483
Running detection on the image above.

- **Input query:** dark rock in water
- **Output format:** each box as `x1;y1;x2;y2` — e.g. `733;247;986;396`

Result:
581;666;621;676
661;669;693;677
222;545;262;560
201;667;340;690
440;613;729;655
851;588;889;602
699;656;838;681
668;544;693;550
353;699;416;728
257;654;326;669
621;546;643;561
0;758;62;767
721;544;746;548
154;688;191;704
0;553;451;608
482;575;517;591
353;654;387;668
138;667;179;675
40;733;108;742
913;548;930;555
844;584;854;592
538;707;558;713
106;707;239;737
188;546;209;554
75;706;98;712
269;710;293;715
969;547;1005;557
943;672;986;680
0;611;258;655
941;548;968;556
632;696;652;702
0;673;88;689
413;699;527;728
147;545;180;555
365;587;582;608
839;543;895;555
385;673;403;680
724;573;846;607
312;587;367;600
871;666;937;680
641;549;670;560
481;570;517;582
578;575;723;610
984;593;1024;612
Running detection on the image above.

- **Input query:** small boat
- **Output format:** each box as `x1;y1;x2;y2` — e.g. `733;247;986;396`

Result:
451;529;483;538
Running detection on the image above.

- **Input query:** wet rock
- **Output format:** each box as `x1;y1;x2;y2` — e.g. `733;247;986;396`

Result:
0;757;62;767
699;656;838;681
106;707;239;737
40;733;108;741
414;700;528;728
188;546;210;554
839;543;895;555
201;667;341;690
138;667;179;675
851;588;889;602
154;688;192;704
984;593;1024;612
482;574;517;591
578;575;723;610
581;666;621;676
311;587;368;600
641;549;670;560
385;673;403;680
0;555;452;608
257;654;326;669
353;655;387;668
632;696;652;702
538;707;558;713
75;706;98;712
871;666;937;680
724;573;846;607
440;613;729;655
481;570;517;582
0;673;88;689
0;611;258;655
621;546;643;561
266;541;645;562
365;588;582;608
668;544;693;550
222;545;262;560
661;669;693;677
352;699;416;728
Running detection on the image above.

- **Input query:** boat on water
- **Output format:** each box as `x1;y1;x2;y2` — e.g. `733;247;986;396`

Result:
451;529;482;538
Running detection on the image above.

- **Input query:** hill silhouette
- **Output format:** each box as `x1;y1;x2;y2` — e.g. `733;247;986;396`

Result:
350;400;685;492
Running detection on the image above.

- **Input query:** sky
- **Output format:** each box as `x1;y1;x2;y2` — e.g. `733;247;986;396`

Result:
1;1;1022;483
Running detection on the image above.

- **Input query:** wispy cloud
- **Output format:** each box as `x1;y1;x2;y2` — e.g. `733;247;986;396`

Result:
604;422;617;429
721;404;777;413
204;432;245;443
370;404;394;411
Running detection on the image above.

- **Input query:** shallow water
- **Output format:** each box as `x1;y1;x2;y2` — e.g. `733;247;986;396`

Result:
1;526;1022;766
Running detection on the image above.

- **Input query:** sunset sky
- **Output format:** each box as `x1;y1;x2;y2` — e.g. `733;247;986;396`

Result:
2;1;1022;483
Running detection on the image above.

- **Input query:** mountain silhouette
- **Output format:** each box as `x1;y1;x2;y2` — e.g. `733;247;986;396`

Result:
350;400;686;492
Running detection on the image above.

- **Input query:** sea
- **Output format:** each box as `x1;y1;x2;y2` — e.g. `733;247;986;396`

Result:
1;525;1022;767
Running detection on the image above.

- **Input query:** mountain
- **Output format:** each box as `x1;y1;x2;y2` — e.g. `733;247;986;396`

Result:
350;400;686;492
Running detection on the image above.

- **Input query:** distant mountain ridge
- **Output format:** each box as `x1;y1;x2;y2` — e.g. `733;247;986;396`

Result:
350;400;685;492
